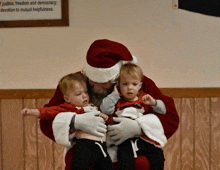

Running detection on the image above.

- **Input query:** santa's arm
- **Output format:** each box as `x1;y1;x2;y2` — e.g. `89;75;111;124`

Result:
52;110;107;147
44;85;65;107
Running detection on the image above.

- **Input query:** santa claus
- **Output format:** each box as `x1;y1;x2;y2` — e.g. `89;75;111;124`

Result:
39;39;179;170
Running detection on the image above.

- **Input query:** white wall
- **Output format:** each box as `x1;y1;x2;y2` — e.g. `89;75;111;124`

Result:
1;0;220;89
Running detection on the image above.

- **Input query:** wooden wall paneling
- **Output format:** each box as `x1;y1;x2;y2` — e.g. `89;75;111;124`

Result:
160;88;220;98
1;99;24;170
163;98;181;170
210;97;220;169
0;89;219;170
0;89;56;99
54;143;65;170
0;99;2;170
194;98;210;170
37;99;54;170
23;99;38;170
181;98;194;169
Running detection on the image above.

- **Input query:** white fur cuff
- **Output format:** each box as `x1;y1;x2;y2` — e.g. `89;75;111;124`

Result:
52;112;76;147
137;114;167;147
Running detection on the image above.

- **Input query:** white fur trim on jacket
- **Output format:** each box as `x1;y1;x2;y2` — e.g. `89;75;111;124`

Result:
136;113;167;147
52;112;76;147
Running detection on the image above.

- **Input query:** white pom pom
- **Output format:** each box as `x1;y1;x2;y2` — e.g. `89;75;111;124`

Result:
128;55;137;64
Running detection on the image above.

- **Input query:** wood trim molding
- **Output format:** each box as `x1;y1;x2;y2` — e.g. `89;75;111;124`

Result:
0;88;220;99
160;88;220;98
0;89;56;99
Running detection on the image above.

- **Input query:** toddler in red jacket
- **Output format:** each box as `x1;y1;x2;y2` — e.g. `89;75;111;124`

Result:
100;63;166;170
21;72;114;170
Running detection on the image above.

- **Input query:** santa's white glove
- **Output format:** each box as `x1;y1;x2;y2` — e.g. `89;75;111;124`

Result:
108;117;142;145
74;112;107;138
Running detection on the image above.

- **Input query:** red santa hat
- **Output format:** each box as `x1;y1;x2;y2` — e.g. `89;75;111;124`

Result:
83;39;137;83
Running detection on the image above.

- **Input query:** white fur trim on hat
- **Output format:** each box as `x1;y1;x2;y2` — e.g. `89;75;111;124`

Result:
121;55;137;65
83;60;123;83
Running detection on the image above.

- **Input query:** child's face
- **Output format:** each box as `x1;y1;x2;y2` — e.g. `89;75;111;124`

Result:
64;81;89;107
119;74;142;101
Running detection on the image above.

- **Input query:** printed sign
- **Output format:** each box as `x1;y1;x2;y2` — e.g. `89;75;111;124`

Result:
0;0;69;28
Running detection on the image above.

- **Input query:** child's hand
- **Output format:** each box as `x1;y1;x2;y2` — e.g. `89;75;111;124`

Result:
21;108;41;117
114;84;121;96
99;112;109;122
142;94;157;106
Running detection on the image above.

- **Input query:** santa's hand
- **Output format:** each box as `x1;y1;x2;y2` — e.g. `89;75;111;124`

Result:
106;131;115;147
108;117;142;145
75;112;107;138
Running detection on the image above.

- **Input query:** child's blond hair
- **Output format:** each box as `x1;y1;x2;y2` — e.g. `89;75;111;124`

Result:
119;63;143;82
59;73;86;95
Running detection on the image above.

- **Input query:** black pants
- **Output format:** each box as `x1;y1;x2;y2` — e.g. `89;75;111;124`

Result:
117;138;165;170
71;139;114;170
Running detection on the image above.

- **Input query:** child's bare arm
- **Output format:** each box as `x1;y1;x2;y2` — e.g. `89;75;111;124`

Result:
21;108;41;117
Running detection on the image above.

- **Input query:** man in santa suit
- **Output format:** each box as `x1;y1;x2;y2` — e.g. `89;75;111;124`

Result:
39;39;179;170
